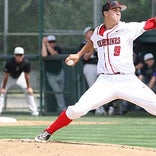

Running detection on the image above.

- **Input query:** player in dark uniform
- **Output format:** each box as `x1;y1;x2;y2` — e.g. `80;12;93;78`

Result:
41;35;66;113
0;47;39;116
139;53;156;92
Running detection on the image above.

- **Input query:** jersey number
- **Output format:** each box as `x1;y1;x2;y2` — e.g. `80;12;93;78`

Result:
114;46;121;56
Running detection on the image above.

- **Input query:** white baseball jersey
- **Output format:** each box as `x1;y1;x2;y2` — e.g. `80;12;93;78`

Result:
91;21;146;75
66;20;156;120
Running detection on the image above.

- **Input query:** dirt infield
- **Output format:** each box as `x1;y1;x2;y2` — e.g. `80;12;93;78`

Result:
0;139;156;156
0;120;119;126
0;120;156;156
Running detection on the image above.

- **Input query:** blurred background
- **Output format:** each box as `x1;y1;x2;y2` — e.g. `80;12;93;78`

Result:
0;0;156;115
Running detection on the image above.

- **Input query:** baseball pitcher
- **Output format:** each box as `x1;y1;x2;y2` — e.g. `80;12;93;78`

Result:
35;1;156;142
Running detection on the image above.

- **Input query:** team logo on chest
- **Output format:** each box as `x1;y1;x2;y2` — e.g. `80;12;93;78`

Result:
97;37;120;47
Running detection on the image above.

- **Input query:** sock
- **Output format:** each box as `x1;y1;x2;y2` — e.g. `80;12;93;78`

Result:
45;110;72;134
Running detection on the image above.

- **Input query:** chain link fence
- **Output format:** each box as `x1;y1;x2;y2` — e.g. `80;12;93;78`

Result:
0;0;154;52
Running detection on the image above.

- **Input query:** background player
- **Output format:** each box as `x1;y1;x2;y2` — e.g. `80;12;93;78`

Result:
80;26;107;116
41;35;66;113
0;47;39;116
139;53;156;91
35;0;156;142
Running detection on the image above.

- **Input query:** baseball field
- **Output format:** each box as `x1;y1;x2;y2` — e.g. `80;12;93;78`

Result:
0;113;156;156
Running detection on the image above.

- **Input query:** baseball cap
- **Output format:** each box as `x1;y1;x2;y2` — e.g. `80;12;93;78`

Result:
47;35;56;42
102;1;127;14
144;53;154;61
14;47;24;55
83;26;94;34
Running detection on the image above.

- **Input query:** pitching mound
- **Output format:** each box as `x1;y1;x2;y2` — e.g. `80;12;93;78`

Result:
0;139;156;156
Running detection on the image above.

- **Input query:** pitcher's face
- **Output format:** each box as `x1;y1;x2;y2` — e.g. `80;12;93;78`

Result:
108;7;121;24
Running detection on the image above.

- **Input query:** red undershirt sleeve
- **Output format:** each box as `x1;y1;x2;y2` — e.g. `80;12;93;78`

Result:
144;17;156;30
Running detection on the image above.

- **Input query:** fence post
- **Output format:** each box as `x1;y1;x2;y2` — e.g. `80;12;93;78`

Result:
151;0;156;17
38;0;44;115
3;0;8;54
93;0;102;27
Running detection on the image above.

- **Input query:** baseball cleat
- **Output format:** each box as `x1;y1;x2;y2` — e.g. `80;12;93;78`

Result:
35;131;51;142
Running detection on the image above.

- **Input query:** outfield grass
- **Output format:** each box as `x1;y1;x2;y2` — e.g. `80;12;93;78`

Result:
0;113;156;148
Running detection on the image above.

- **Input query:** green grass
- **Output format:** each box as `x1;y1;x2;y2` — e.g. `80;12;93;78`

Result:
0;114;156;148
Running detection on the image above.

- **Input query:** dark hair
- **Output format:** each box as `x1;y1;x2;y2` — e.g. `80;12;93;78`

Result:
102;1;109;15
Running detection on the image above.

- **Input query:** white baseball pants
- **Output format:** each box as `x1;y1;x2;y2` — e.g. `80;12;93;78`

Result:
66;74;156;119
83;63;105;114
0;72;38;115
